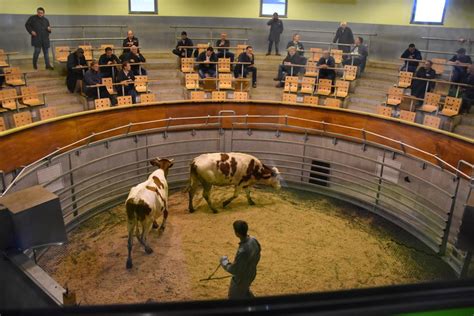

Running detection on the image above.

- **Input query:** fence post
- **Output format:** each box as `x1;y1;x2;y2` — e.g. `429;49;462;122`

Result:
439;174;461;255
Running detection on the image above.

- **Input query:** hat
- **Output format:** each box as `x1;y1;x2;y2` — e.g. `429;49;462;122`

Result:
457;48;466;54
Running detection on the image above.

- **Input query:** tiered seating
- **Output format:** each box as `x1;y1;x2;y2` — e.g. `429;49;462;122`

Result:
55;46;69;63
439;96;462;117
343;65;357;81
13;111;33;127
0;49;10;67
399;110;416;122
300;77;316;94
196;44;208;55
212;91;226;101
117;96;133;106
376;105;393;117
282;93;297;103
39;107;57;120
5;67;26;86
431;58;447;76
78;45;93;61
134;75;148;93
0;116;6;131
190;91;205;100
316;79;332;96
0;89;21;110
325;98;342;108
283;76;299;93
185;73;200;90
181;58;195;73
21;86;45;107
94;98;111;109
423;115;441;129
303;95;319;105
398;71;413;88
330;49;343;64
386;87;403;106
305;62;319;77
218;73;233;90
218;58;231;73
308;48;323;62
140;93;156;103
234;91;248;101
334;80;349;98
419;92;441;113
102;78;117;96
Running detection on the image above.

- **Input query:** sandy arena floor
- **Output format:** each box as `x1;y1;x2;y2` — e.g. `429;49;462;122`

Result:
39;187;454;305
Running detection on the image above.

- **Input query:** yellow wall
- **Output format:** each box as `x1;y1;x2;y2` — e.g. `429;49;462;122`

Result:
0;0;473;28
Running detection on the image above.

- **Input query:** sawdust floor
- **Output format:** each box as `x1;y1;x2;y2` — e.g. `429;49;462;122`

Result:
39;187;454;305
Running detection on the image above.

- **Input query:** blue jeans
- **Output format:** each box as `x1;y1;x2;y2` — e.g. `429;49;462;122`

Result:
33;44;51;67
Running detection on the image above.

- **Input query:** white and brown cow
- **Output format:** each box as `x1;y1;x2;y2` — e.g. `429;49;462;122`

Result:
188;153;281;213
125;157;174;269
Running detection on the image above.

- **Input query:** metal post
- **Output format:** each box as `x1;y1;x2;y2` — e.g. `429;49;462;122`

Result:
460;251;473;278
68;153;78;217
456;86;460;98
439;174;461;255
374;150;386;208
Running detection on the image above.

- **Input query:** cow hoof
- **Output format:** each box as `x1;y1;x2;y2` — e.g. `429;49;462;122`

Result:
222;201;230;208
248;200;256;206
152;221;159;229
126;259;133;270
159;225;165;232
212;209;219;214
189;208;195;213
145;246;154;254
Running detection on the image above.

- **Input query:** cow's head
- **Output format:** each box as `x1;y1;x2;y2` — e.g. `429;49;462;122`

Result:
260;165;281;190
150;157;174;177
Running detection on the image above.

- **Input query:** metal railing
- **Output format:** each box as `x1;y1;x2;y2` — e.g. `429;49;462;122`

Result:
170;25;252;46
2;114;472;279
293;29;377;53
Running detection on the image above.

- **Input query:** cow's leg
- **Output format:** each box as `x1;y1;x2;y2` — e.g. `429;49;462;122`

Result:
152;220;159;229
140;219;154;254
202;183;218;213
126;220;135;269
188;173;199;213
223;186;242;208
245;186;255;205
159;208;168;231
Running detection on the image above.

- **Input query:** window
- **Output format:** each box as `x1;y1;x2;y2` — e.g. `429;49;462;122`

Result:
260;0;287;18
411;0;447;25
129;0;157;14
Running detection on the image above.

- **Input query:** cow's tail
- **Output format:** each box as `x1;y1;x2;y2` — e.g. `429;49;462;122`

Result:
125;199;140;237
184;160;199;192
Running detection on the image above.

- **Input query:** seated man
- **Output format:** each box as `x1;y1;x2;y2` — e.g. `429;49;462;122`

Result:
400;43;422;73
123;45;146;76
116;61;138;104
121;30;139;59
343;36;368;73
216;32;235;62
317;50;336;82
450;48;472;83
286;33;304;57
274;46;306;87
84;61;115;104
172;31;195;58
234;46;257;88
197;47;218;79
461;64;474;114
66;48;87;93
411;60;436;100
99;47;121;79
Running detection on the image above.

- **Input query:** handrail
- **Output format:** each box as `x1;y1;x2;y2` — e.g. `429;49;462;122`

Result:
301;40;353;47
421;36;472;43
51;25;128;29
169;25;252;30
176;37;249;42
292;29;378;37
419;49;474;58
399;58;472;68
51;37;124;42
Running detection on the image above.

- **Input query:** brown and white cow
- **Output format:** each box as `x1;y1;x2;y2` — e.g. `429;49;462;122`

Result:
188;153;281;213
125;157;174;269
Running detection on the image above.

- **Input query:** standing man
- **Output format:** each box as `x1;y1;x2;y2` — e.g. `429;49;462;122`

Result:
266;12;284;56
333;22;354;54
400;43;422;73
25;7;53;70
234;46;257;88
220;220;261;300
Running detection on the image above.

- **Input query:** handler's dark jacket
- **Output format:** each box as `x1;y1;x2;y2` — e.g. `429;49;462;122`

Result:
401;48;422;71
99;53;121;78
175;38;195;58
333;27;354;45
223;236;261;287
267;18;284;42
122;36;139;55
215;39;231;54
411;67;436;99
197;52;218;71
25;15;51;48
282;53;306;75
123;52;146;75
66;52;87;93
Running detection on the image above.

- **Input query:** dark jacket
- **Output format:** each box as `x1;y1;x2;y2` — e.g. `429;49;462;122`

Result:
123;52;146;75
66;52;87;92
25;15;51;48
267;18;284;42
462;72;474;100
333;27;354;45
197;52;218;71
223;236;261;287
317;56;336;68
450;54;473;80
215;39;231;54
235;52;255;74
122;36;139;55
282;53;306;75
98;53;121;77
116;69;136;95
401;48;422;71
411;67;436;99
351;44;368;59
317;56;336;79
175;38;194;58
286;41;305;56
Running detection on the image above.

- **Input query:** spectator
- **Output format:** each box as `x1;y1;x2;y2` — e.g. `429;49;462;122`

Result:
266;12;284;56
234;46;257;88
274;46;306;88
172;31;195;58
121;30;139;59
317;50;336;82
450;48;472;83
216;32;235;62
123;45;146;76
343;36;368;73
333;22;354;54
84;60;115;104
286;33;304;57
66;48;87;93
98;47;121;79
197;47;218;79
400;43;422;73
116;61;138;104
25;7;53;70
461;64;474;114
411;60;436;99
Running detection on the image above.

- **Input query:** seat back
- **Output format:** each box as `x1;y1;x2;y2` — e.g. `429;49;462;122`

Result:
398;71;413;88
94;98;111;109
0;49;8;67
335;80;349;98
0;89;18;110
212;91;226;101
218;58;231;73
423;115;441;129
197;43;208;54
55;46;70;63
101;77;115;94
284;76;299;93
13;111;32;127
424;92;441;107
325;98;342;108
300;76;316;94
330;49;343;64
234;91;248;101
305;62;319;77
433;82;450;96
134;75;148;93
140;93;156;103
309;48;323;62
236;45;247;55
399;110;416;122
282;93;297;103
117;95;133;106
218;73;233;90
78;45;93;61
387;86;403;104
443;96;462;115
39;107;57;120
100;44;114;51
376;105;392;117
303;95;319;105
0;116;6;131
317;79;332;95
431;58;446;75
190;91;206;100
181;58;195;73
185;73;200;90
5;67;24;85
343;65;358;81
